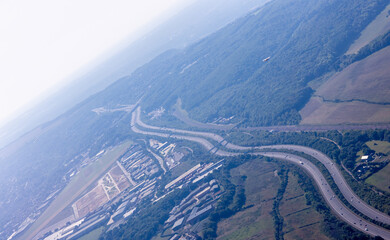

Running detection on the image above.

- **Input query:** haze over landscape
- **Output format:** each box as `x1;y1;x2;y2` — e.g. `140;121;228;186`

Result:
0;0;189;125
1;0;390;240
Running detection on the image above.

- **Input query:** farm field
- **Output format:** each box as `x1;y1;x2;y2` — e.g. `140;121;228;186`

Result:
316;46;390;103
16;141;133;240
151;228;173;240
46;206;74;227
366;163;390;193
356;140;390;193
216;160;330;240
300;97;390;125
73;155;133;218
109;164;132;191
346;3;390;54
78;226;104;240
216;159;279;240
168;157;198;179
300;46;390;125
280;172;329;240
74;184;109;218
366;140;390;155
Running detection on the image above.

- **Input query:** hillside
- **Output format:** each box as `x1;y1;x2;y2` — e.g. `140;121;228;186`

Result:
318;46;390;103
124;0;388;126
1;0;390;239
0;1;272;237
301;43;390;125
346;3;390;54
0;0;269;149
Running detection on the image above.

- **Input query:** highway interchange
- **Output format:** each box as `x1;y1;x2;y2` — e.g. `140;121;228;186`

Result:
131;107;390;239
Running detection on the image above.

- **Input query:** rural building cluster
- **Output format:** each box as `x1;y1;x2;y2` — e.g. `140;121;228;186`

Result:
165;180;221;234
29;139;223;240
149;139;185;169
353;152;389;179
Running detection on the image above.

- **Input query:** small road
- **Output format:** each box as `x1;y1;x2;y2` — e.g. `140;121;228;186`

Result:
319;137;341;149
130;107;390;238
116;161;137;186
146;148;167;173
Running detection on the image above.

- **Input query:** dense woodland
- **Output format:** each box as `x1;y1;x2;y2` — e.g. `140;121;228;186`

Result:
340;29;390;68
121;0;388;126
74;0;390;128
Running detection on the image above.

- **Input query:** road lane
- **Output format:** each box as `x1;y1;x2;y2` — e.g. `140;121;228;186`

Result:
258;152;390;239
134;107;390;225
132;111;218;153
131;107;390;238
135;107;251;150
259;145;390;226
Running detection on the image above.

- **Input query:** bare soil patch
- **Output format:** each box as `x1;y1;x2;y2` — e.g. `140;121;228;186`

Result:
109;165;131;191
75;184;109;218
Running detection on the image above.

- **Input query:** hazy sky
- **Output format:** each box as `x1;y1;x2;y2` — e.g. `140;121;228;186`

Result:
0;0;188;125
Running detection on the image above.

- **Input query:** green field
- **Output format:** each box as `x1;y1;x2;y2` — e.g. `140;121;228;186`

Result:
17;141;133;240
346;3;390;54
366;140;390;155
366;163;390;193
301;46;390;125
169;157;198;179
300;97;390;125
216;159;278;240
365;140;390;192
78;226;105;240
172;98;235;130
151;228;173;240
216;160;330;240
280;172;329;240
355;140;390;163
315;47;390;103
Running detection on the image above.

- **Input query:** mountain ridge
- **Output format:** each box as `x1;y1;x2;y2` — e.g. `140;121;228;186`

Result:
1;0;390;239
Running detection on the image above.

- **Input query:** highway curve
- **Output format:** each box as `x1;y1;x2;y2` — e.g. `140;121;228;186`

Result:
130;107;390;239
259;152;390;239
258;144;390;226
134;107;390;225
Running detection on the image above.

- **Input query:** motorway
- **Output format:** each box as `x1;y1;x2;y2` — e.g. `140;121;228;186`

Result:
134;107;390;225
130;107;390;239
258;144;390;226
173;104;390;132
259;152;390;239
